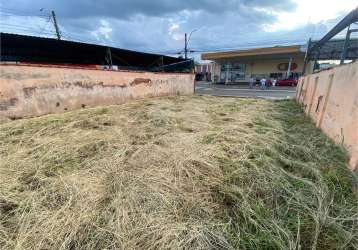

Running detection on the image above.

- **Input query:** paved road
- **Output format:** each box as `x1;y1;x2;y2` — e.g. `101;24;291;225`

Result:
195;81;297;99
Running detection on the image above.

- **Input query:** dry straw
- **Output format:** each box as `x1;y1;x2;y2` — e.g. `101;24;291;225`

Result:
0;96;357;249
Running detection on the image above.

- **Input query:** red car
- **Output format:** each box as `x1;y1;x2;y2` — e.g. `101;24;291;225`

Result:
276;78;298;87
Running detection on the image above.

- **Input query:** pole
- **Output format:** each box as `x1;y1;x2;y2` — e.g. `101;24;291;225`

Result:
314;47;321;71
184;33;188;60
287;57;292;78
302;38;312;75
340;25;351;64
51;10;61;40
107;48;113;68
161;56;164;72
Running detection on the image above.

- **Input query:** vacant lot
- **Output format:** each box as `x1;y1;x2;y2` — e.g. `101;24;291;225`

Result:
0;96;357;249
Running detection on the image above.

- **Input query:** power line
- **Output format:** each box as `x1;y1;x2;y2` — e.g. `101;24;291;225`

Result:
1;7;46;13
0;23;48;30
157;31;354;55
0;24;53;35
0;12;49;18
38;16;52;36
0;8;63;40
60;29;102;44
0;16;52;33
0;7;50;17
190;36;334;51
212;30;327;45
150;37;322;55
147;37;320;55
0;24;55;36
0;8;101;44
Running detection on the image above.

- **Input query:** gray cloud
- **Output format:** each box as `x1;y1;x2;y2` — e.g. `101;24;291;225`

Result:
241;0;297;10
3;0;297;19
4;0;335;58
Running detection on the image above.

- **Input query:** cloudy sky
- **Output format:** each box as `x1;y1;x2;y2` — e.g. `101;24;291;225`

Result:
0;0;357;58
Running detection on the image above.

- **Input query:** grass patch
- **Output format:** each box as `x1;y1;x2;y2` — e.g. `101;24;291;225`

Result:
0;96;357;249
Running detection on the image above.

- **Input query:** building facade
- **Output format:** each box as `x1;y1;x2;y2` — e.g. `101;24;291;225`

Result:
202;45;310;84
195;62;214;81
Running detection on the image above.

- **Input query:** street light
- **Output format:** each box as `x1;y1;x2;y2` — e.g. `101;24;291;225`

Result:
187;29;198;45
185;29;199;59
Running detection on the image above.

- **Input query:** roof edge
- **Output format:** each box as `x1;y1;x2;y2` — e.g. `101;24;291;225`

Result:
201;45;304;60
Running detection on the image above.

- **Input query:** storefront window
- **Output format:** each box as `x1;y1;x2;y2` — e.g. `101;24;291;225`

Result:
270;73;283;79
220;63;246;82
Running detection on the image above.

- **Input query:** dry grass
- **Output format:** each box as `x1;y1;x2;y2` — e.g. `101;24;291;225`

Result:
0;96;357;250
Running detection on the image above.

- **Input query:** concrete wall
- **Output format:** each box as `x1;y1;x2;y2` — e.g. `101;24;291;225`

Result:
296;61;358;170
0;64;195;119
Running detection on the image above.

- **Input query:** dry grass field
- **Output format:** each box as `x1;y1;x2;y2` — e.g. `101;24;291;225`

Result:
0;96;357;249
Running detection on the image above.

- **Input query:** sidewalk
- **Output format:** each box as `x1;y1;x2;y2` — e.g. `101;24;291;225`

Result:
195;81;297;91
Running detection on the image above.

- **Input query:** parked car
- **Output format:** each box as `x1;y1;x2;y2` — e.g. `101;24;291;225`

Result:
276;78;298;87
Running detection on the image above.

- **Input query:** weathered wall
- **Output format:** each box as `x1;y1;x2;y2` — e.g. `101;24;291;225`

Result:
296;61;358;170
0;65;195;119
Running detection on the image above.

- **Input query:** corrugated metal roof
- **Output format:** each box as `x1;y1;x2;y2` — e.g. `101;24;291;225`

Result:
0;33;193;73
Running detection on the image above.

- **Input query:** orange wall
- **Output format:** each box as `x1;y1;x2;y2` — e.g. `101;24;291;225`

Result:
0;65;195;119
296;62;358;170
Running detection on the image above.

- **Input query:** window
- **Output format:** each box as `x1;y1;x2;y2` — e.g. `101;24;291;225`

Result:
290;72;302;79
269;73;283;79
220;71;226;82
220;63;246;82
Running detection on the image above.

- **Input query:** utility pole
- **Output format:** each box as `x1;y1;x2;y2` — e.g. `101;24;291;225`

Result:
184;29;198;60
51;10;61;40
184;33;188;60
106;47;113;68
161;56;164;72
287;57;293;78
302;38;312;75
